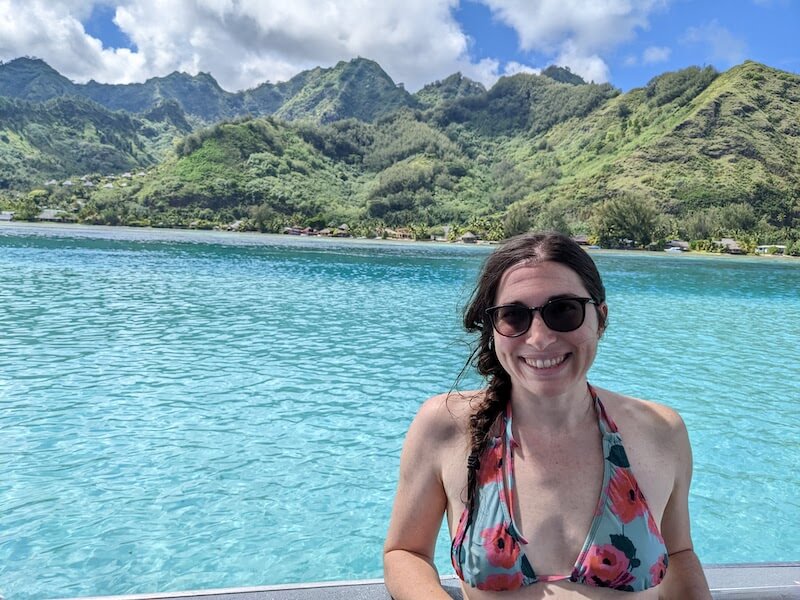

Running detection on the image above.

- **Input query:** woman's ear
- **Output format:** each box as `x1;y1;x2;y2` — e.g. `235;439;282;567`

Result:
598;302;608;337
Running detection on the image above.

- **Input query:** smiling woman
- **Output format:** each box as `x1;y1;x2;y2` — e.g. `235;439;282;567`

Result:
383;232;712;599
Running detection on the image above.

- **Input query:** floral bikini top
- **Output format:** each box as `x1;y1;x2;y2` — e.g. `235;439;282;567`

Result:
450;386;669;592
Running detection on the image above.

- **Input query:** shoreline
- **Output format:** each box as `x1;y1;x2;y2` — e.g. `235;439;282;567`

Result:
1;221;798;261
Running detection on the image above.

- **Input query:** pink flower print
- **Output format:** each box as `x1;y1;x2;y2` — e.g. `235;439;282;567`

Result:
478;441;503;486
650;553;668;585
583;544;635;588
480;524;519;569
477;572;523;591
608;468;647;524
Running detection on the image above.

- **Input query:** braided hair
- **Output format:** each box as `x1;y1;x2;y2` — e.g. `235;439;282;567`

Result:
459;232;607;523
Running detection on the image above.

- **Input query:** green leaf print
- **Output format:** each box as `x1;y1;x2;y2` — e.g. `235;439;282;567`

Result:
610;534;637;561
521;554;536;578
607;444;630;468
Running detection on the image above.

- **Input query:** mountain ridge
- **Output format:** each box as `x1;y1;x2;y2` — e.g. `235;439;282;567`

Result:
0;57;798;249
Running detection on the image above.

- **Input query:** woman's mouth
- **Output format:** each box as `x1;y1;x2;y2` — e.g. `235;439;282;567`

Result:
522;353;569;369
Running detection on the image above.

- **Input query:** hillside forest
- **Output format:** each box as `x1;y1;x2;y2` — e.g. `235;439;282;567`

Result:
1;56;799;254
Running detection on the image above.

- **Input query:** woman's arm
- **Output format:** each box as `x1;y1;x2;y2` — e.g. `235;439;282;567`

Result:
658;412;711;600
383;395;456;600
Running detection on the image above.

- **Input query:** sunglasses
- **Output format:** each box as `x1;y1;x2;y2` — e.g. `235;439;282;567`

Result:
485;297;598;337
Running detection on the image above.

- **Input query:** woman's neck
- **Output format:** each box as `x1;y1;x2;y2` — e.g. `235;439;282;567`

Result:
509;380;594;432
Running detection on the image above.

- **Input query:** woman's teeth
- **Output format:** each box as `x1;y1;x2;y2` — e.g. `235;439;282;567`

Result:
523;354;566;369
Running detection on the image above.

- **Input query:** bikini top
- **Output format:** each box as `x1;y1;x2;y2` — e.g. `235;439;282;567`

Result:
450;386;669;592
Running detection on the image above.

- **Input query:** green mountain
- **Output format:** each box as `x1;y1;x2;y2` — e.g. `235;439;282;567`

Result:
510;63;800;226
83;71;239;121
0;57;77;101
0;95;190;189
0;56;415;124
1;58;798;249
413;73;486;108
429;71;619;136
271;58;416;123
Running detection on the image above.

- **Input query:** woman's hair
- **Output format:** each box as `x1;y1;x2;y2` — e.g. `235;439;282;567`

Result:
459;231;606;517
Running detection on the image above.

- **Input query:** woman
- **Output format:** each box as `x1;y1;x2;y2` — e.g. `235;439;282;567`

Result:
384;233;710;599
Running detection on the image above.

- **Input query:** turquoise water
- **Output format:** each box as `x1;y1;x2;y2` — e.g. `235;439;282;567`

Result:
1;224;798;599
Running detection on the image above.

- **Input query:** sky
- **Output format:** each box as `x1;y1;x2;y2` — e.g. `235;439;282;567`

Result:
0;0;798;93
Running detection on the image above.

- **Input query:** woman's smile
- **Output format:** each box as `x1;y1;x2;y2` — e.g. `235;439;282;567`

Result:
493;261;605;401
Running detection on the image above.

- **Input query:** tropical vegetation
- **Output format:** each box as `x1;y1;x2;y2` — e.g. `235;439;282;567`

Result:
0;56;798;254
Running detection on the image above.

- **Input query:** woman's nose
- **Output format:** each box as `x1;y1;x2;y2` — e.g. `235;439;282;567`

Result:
523;312;557;348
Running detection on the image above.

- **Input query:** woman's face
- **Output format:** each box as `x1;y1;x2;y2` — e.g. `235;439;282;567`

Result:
491;260;607;401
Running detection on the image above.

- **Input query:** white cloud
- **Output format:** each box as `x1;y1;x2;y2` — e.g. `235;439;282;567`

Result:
0;0;675;94
554;40;609;83
682;20;747;66
642;45;671;64
477;0;669;82
502;61;540;76
0;0;494;92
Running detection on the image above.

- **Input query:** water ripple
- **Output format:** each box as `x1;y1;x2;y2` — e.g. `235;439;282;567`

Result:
1;226;799;599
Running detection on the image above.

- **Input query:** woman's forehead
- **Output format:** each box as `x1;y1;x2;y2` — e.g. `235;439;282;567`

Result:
496;261;587;297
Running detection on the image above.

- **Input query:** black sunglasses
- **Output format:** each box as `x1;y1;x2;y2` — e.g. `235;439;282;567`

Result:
485;297;598;337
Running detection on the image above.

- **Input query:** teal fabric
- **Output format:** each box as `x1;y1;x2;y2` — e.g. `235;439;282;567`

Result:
451;387;669;592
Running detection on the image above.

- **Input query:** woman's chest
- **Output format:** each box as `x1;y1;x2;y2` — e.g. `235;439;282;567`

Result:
511;433;607;575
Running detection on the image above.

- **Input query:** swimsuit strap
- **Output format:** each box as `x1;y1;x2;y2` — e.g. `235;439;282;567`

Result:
588;383;619;435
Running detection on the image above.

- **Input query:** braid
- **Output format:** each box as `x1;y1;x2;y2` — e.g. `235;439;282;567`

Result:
462;348;510;534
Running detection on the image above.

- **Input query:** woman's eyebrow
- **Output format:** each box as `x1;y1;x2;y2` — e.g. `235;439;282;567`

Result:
498;293;583;305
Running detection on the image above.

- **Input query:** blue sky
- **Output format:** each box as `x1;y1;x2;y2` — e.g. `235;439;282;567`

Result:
2;1;798;92
455;0;799;89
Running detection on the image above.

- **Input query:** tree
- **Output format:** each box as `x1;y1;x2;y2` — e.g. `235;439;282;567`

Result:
250;203;276;232
503;203;531;238
532;203;571;236
718;203;757;233
16;189;49;221
592;194;659;248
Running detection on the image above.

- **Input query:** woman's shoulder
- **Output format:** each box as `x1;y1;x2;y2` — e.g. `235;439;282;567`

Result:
594;386;688;446
411;389;485;442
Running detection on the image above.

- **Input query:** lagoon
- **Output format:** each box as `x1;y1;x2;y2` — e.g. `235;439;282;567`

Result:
1;224;799;600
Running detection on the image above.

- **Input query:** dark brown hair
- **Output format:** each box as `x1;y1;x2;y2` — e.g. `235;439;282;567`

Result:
460;232;606;520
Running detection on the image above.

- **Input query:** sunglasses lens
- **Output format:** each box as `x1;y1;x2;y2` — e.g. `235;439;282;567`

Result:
492;305;531;337
542;299;585;332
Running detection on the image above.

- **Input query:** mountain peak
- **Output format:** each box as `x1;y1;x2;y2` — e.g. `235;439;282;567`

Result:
0;56;75;100
414;72;486;108
541;65;587;85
